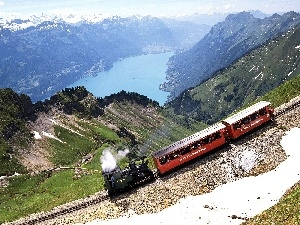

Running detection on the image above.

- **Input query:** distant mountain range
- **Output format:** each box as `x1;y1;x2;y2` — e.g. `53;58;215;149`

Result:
160;11;300;100
173;10;270;26
1;11;299;104
0;15;208;102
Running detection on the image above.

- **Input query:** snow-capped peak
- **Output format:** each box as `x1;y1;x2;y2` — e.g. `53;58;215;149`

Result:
0;13;108;31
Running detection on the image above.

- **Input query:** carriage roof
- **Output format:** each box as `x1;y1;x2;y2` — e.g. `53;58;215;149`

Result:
152;123;226;158
222;101;271;125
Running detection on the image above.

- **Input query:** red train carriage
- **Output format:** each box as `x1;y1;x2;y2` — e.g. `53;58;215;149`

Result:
221;101;274;140
152;123;228;174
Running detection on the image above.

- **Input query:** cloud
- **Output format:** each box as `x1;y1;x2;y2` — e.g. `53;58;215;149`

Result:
223;4;234;10
0;1;5;6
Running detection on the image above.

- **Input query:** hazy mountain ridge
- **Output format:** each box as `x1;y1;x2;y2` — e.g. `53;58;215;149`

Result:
160;18;211;50
173;10;269;26
0;15;205;102
161;11;300;100
165;24;300;124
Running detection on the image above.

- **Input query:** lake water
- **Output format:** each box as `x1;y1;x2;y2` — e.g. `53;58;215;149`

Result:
68;52;173;106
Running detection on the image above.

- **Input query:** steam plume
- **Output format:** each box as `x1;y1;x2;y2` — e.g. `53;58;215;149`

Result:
101;148;117;172
117;148;130;158
100;147;130;172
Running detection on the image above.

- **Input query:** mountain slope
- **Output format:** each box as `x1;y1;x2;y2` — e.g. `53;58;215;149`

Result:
165;24;300;124
0;87;205;176
161;11;300;100
160;18;211;50
0;89;33;175
174;10;269;26
1;74;300;224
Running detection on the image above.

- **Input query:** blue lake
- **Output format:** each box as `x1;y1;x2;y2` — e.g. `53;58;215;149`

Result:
68;52;173;106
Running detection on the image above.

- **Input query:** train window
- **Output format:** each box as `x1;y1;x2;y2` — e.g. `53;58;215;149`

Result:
259;108;267;115
159;156;167;165
213;131;221;139
173;150;181;158
178;148;183;155
192;141;201;149
211;134;215;141
182;146;190;154
203;136;212;144
242;117;250;124
233;122;241;130
181;146;190;155
250;112;259;121
169;152;177;160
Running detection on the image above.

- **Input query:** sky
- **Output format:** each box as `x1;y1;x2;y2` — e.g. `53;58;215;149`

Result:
0;0;299;19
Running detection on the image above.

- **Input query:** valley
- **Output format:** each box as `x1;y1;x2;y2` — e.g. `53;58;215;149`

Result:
1;8;300;225
0;15;209;102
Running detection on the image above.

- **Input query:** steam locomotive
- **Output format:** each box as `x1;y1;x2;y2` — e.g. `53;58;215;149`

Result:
103;157;155;195
103;101;274;194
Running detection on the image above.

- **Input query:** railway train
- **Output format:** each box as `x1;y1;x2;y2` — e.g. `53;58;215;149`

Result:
103;101;274;194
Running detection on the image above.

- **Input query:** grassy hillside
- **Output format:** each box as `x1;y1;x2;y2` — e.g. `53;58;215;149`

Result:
0;87;206;223
166;24;300;124
259;73;300;107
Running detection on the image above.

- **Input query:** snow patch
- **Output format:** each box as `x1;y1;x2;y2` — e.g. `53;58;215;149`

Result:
33;131;42;139
49;118;84;137
254;72;264;80
248;65;255;72
41;131;65;143
234;148;259;172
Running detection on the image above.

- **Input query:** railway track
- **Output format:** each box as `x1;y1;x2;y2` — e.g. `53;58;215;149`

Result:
5;192;110;225
274;98;300;118
5;97;300;225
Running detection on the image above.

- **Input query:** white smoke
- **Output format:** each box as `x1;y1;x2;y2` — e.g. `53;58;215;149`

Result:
101;148;117;172
117;148;130;158
100;148;130;172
